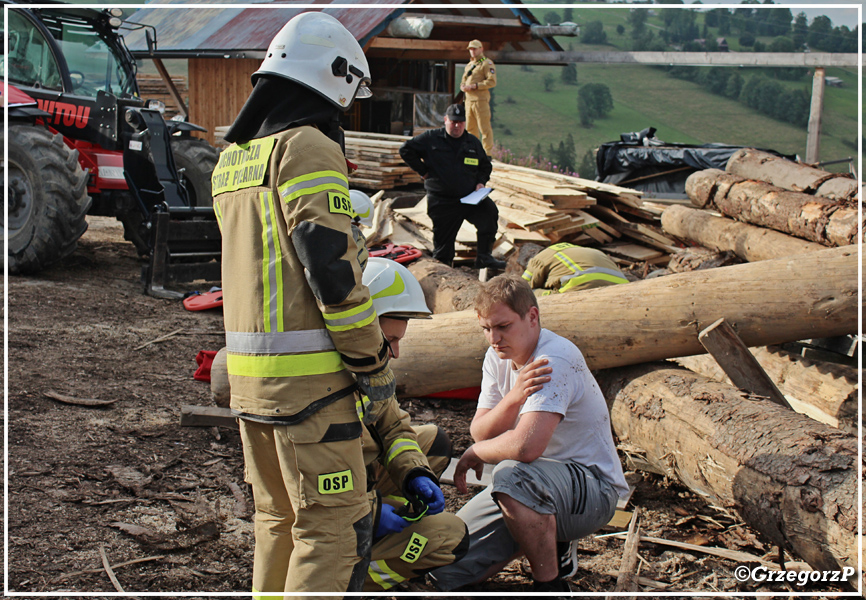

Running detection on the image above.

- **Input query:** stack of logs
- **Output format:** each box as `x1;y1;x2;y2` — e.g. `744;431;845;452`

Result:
660;147;860;263
386;148;861;588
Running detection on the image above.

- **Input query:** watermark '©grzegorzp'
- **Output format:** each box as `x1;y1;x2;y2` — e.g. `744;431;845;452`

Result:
734;565;856;585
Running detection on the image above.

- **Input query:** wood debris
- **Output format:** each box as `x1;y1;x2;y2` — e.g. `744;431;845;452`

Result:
98;545;127;594
43;391;118;408
613;507;642;595
110;521;220;551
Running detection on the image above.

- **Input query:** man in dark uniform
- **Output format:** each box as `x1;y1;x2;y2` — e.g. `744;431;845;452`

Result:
399;104;505;269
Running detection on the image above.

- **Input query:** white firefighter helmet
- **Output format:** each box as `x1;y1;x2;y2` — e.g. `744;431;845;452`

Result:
350;190;374;227
363;257;431;319
253;12;372;111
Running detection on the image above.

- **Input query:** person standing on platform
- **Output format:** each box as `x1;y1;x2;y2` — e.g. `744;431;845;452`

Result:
460;39;497;156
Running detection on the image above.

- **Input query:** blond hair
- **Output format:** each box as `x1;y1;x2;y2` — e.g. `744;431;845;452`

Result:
475;274;538;319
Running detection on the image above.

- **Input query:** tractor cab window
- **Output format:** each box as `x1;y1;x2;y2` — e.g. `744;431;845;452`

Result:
5;10;63;91
48;19;134;98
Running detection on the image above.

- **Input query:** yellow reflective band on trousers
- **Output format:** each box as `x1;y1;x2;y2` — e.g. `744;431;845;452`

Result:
385;438;423;466
559;272;629;292
553;251;628;292
278;169;349;203
251;587;282;600
322;299;377;333
259;191;285;333
369;559;406;590
227;351;344;378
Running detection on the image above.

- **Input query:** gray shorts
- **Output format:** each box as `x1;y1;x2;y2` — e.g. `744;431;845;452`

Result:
429;458;618;591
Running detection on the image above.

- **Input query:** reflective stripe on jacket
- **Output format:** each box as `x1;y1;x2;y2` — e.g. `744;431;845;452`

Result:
521;243;628;293
213;126;387;420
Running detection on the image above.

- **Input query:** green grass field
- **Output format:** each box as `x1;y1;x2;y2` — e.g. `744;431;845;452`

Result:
486;6;860;174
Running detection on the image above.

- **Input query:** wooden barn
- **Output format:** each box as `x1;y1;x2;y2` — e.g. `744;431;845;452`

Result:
122;2;572;146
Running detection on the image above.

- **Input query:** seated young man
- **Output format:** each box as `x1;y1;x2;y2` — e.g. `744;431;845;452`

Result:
428;275;629;592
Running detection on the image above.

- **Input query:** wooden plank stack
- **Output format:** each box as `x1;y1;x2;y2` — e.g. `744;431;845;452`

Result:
344;131;423;190
362;159;682;267
488;161;680;267
136;74;188;119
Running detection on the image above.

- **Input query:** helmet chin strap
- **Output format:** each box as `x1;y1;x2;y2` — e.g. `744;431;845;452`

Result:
327;113;346;155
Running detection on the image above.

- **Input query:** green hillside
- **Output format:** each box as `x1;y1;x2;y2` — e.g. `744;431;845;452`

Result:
489;63;857;175
483;6;859;176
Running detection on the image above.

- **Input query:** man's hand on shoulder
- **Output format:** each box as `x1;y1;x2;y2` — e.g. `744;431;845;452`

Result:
504;357;552;406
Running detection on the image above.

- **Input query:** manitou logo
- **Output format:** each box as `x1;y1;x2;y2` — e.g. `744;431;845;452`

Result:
36;99;90;128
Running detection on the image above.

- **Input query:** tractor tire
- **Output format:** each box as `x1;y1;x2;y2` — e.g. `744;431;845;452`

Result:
171;137;219;207
2;125;92;274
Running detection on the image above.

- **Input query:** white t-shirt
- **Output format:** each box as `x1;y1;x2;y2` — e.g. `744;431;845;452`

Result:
478;328;630;498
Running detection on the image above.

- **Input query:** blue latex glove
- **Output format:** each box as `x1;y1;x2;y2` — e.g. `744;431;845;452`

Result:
377;503;411;537
408;476;445;515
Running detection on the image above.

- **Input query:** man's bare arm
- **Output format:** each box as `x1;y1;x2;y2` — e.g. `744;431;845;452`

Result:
470;358;552;442
454;411;562;493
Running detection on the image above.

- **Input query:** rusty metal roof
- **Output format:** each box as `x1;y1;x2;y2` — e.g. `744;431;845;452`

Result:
122;1;558;58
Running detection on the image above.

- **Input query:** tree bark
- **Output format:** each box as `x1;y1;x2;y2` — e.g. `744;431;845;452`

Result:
685;169;860;247
406;257;484;314
661;204;825;262
675;346;858;434
596;363;861;582
393;245;858;397
726;148;858;202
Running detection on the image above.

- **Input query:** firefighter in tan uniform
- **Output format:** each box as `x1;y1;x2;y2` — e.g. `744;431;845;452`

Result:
211;13;444;598
359;257;469;591
460;39;497;155
522;243;629;295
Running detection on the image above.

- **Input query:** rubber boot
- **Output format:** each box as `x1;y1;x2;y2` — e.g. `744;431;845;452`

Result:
474;234;506;270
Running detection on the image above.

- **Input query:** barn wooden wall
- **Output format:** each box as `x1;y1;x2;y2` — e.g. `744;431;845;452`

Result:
189;58;259;146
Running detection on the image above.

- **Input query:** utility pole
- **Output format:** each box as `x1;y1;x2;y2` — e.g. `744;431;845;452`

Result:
805;67;825;164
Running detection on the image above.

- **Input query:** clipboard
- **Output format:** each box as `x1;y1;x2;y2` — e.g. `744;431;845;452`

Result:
460;187;493;205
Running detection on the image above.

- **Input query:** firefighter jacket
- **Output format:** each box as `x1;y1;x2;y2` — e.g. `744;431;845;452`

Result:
461;56;496;102
212;126;389;421
522;243;629;293
399;128;492;201
362;397;436;532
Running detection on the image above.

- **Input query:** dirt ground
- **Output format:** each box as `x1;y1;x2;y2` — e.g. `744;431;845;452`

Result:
4;216;852;598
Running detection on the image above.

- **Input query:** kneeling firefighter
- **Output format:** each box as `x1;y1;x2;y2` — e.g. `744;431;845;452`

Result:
360;257;469;591
212;12;443;597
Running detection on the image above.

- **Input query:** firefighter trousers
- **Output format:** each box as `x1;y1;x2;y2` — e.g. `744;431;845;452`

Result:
465;99;494;155
240;396;372;599
364;424;469;591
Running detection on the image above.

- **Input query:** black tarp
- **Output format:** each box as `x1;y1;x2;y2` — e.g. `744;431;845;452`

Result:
595;127;794;198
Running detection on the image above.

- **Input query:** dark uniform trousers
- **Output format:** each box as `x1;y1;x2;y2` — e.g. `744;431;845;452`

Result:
427;195;499;266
